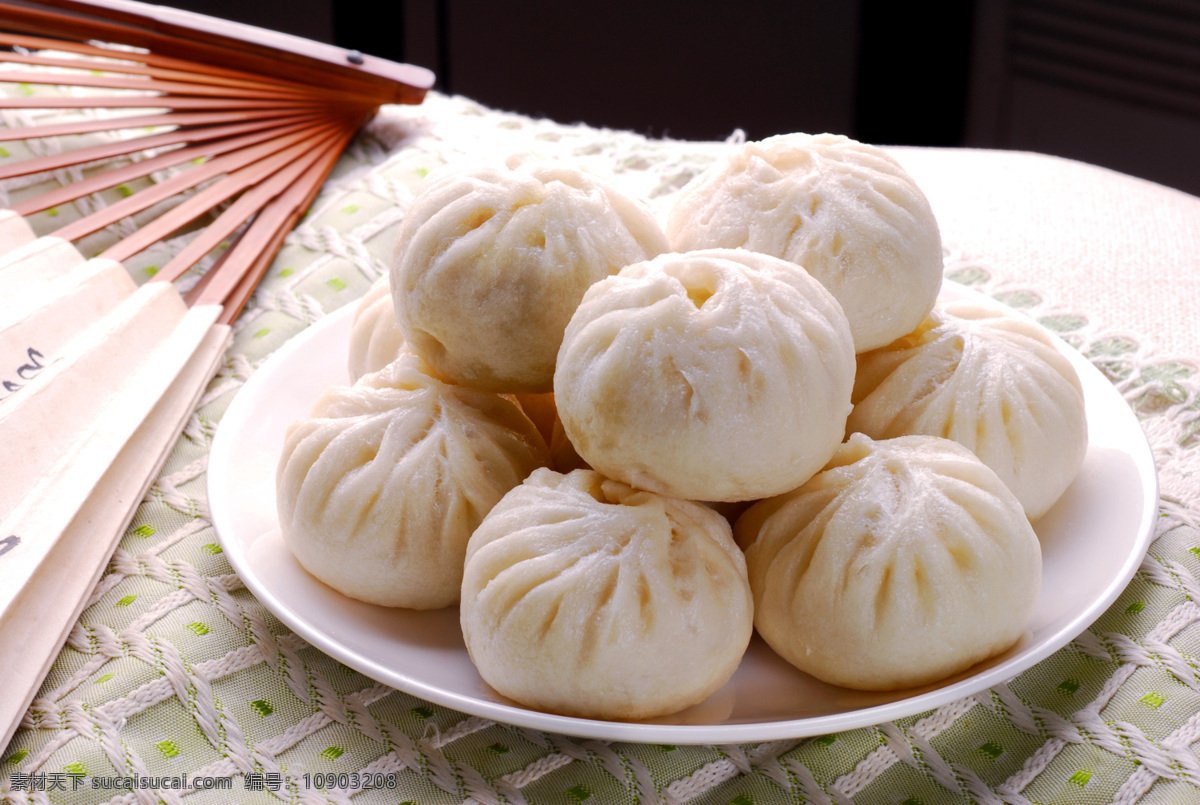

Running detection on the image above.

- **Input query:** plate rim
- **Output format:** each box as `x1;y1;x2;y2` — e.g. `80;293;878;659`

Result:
209;281;1160;744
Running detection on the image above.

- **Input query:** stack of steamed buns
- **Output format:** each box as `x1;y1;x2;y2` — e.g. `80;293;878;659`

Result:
276;135;1088;719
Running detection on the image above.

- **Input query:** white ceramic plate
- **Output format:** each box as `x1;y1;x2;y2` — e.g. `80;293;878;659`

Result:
209;283;1158;744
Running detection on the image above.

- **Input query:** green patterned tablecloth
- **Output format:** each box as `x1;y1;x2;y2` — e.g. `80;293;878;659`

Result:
3;91;1200;805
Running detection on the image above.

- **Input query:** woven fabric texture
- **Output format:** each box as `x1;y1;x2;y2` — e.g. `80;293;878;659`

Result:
891;147;1200;365
2;87;1200;805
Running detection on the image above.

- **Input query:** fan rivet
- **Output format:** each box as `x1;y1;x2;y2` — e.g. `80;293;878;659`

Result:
346;50;365;65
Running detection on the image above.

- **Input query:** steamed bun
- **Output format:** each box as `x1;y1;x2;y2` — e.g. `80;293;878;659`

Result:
665;133;943;352
848;297;1088;520
460;468;753;719
554;248;855;502
391;155;668;393
736;434;1041;691
348;275;407;381
277;354;550;609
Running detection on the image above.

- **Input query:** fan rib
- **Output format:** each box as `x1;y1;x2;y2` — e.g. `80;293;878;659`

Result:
0;94;339;110
0;0;432;320
0;31;311;91
139;123;353;278
0;108;317;141
80;121;345;260
0;69;352;101
162;122;350;290
205;128;353;322
0;113;320;184
0;2;432;104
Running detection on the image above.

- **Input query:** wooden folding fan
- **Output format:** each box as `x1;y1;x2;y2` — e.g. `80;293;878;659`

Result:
0;0;434;747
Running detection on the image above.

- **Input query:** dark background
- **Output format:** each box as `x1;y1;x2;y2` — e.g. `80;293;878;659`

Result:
157;0;1200;196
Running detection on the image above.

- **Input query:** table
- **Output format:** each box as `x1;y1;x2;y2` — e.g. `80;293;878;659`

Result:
2;91;1199;805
